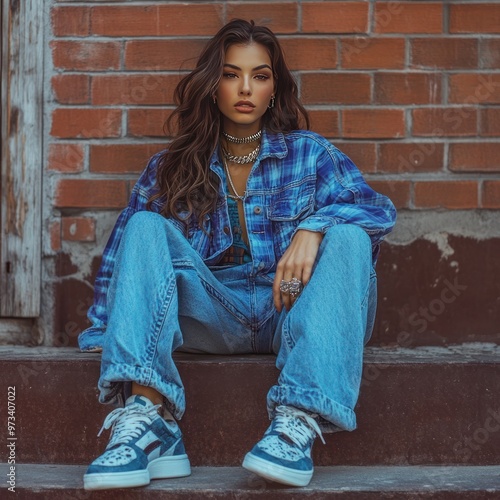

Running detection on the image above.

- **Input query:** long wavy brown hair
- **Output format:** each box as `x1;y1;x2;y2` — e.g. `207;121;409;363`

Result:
148;19;310;229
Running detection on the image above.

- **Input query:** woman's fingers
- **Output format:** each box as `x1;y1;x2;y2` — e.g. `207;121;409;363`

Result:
282;268;300;312
273;267;284;311
273;230;323;312
274;259;304;312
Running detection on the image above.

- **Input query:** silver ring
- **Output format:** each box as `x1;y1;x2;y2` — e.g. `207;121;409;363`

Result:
279;278;303;297
288;277;303;298
279;279;290;293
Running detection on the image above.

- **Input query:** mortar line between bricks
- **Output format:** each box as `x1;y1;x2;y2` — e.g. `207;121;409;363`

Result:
122;108;128;138
51;104;498;110
443;142;450;174
297;0;302;33
55;1;229;5
53;69;500;75
301;69;500;75
51;34;500;40
119;39;125;71
368;0;374;35
52;138;500;146
52;1;500;9
443;1;449;35
303;104;496;110
365;173;500;182
52;36;218;42
447;0;500;3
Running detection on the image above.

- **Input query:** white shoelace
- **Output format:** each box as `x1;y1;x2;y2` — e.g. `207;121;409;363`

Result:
97;402;162;449
274;405;326;447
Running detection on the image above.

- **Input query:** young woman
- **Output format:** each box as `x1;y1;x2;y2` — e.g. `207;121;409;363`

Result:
79;19;396;490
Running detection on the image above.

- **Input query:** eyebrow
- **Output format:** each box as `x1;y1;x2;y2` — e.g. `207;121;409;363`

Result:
223;63;272;71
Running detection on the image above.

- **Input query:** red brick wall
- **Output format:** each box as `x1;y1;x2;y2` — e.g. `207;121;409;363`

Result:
46;1;500;345
48;1;500;238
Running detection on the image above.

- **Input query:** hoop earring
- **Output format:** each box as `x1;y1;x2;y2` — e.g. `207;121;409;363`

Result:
268;96;275;109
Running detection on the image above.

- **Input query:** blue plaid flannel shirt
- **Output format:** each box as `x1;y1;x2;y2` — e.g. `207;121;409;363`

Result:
78;129;396;352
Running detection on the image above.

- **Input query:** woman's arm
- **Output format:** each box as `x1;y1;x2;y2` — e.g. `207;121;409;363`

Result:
295;143;396;261
273;139;396;311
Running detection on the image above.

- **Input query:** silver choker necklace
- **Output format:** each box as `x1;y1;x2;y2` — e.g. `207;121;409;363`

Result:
222;144;260;164
223;130;262;144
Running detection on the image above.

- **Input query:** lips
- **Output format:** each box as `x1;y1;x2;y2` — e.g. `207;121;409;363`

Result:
235;100;255;108
234;101;256;113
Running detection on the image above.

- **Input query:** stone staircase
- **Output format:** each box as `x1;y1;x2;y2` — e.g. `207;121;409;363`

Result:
1;344;500;497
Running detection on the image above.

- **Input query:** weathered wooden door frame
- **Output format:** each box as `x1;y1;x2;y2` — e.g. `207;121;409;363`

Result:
1;0;43;326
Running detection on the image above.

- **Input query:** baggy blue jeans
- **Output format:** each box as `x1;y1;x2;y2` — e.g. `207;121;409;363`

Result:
98;211;377;433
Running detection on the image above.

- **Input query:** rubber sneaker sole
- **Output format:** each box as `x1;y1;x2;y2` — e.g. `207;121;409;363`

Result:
84;454;191;490
242;452;313;487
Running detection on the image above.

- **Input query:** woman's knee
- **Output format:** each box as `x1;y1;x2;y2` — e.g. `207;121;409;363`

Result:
126;211;166;232
322;224;371;254
120;213;182;258
125;211;179;241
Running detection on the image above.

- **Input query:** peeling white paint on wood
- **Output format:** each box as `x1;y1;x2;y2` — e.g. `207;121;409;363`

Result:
0;318;34;344
1;0;43;316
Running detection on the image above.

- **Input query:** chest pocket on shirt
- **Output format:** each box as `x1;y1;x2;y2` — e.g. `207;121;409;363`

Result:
267;183;315;260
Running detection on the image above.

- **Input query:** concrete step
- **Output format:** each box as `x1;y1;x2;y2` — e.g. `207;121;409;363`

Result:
1;345;500;466
2;463;499;499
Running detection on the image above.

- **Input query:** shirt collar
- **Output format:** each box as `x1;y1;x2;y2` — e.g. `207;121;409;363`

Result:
259;129;288;159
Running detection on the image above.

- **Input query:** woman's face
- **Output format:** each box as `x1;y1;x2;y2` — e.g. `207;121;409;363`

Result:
215;42;275;133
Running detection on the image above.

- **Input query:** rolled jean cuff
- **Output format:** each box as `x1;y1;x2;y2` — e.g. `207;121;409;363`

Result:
266;384;357;434
97;363;185;420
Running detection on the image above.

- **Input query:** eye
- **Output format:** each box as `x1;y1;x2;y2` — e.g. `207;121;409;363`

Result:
223;72;237;79
255;74;270;81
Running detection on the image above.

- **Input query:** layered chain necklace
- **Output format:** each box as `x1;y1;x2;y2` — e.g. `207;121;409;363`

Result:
222;129;262;200
221;129;262;165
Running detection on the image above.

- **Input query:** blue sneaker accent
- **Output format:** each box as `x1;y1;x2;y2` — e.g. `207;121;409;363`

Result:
84;395;191;490
242;405;325;487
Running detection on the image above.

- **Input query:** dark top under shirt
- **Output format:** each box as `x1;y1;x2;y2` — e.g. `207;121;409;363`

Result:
217;196;252;266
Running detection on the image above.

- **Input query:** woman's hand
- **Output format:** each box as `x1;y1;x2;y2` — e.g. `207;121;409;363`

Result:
273;229;324;312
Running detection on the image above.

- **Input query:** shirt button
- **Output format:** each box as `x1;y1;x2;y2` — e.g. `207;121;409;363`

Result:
254;206;262;214
223;226;230;235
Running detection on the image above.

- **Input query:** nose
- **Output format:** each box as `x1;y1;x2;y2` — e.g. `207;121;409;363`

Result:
239;75;252;96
